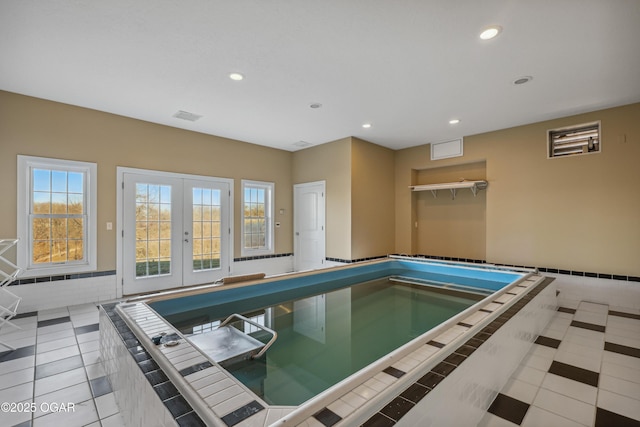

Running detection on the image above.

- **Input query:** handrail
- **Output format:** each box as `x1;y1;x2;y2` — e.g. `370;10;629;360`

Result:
219;313;277;359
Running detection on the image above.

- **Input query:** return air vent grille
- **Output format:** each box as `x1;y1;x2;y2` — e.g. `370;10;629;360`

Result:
173;110;203;122
548;121;600;158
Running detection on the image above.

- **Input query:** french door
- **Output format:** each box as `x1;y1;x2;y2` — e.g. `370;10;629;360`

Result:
122;171;230;295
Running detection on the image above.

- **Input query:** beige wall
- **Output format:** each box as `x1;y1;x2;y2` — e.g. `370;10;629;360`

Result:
0;91;293;271
396;103;640;276
414;162;486;260
3;91;638;277
292;137;396;260
292;138;352;260
351;138;395;259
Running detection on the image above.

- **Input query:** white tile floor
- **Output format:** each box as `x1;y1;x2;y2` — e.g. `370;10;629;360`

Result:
479;301;640;427
0;303;124;427
2;301;639;427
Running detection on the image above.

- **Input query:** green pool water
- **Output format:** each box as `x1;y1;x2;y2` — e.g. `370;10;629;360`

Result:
197;278;482;406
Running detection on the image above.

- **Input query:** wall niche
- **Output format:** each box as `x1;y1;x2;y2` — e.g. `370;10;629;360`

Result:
412;161;487;260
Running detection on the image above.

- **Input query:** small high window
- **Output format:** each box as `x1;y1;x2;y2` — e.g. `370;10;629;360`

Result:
548;121;600;158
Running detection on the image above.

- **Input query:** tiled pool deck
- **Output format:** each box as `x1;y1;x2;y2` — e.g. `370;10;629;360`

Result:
1;283;639;427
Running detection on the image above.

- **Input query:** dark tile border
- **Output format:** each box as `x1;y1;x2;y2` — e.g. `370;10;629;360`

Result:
394;255;640;283
74;323;100;335
383;366;406;379
605;342;640;359
154;381;180;401
0;344;35;362
609;310;640;321
595;407;640;427
400;382;431;404
176;411;208;427
89;375;113;398
35;354;84;380
313;407;342;427
221;400;265;427
361;412;396;427
570;320;606;333
534;335;561;349
10;270;116;286
416;371;446;389
37;316;71;328
179;361;214;377
380;396;414;422
233;253;293;262
426;340;445;348
164;395;193;419
12;311;38;319
325;255;387;264
548;361;599;387
487;393;530;425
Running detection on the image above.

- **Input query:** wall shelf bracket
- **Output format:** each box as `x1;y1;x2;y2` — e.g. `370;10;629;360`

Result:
409;180;488;200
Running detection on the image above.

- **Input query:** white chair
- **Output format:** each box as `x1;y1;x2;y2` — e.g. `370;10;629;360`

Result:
0;239;22;351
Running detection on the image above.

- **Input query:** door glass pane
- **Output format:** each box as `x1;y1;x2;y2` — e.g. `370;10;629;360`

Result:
136;183;172;277
192;187;221;271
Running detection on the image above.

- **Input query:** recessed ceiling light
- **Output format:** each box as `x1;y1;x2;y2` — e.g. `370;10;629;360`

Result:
229;72;244;81
309;103;322;109
480;26;502;40
449;119;461;125
513;76;533;85
362;123;372;129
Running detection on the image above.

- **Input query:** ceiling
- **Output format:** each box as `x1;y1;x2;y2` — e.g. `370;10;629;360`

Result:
2;1;639;152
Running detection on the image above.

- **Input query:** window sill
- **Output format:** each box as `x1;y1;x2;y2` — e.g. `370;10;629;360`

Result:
19;262;97;279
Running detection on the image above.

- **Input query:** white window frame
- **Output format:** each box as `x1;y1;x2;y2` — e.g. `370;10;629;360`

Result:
241;180;274;257
17;155;97;277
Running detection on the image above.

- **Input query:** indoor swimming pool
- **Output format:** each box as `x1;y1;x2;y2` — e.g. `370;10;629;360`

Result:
156;276;485;405
100;257;556;426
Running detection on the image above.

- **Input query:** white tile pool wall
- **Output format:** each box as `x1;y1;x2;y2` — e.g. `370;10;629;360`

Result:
551;274;640;312
99;309;178;427
12;275;118;313
232;256;294;277
395;278;558;427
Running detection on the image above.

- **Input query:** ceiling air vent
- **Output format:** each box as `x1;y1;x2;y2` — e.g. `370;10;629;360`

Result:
548;121;600;158
293;141;312;148
173;110;203;122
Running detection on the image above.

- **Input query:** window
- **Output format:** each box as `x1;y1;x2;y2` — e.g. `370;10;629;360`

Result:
241;180;274;256
548;121;600;158
17;156;97;276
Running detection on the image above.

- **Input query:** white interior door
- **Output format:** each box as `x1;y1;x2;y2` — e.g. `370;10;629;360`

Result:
122;171;231;295
294;181;326;271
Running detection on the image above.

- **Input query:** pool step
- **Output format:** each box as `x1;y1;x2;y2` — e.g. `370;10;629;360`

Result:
187;313;278;367
188;325;266;366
